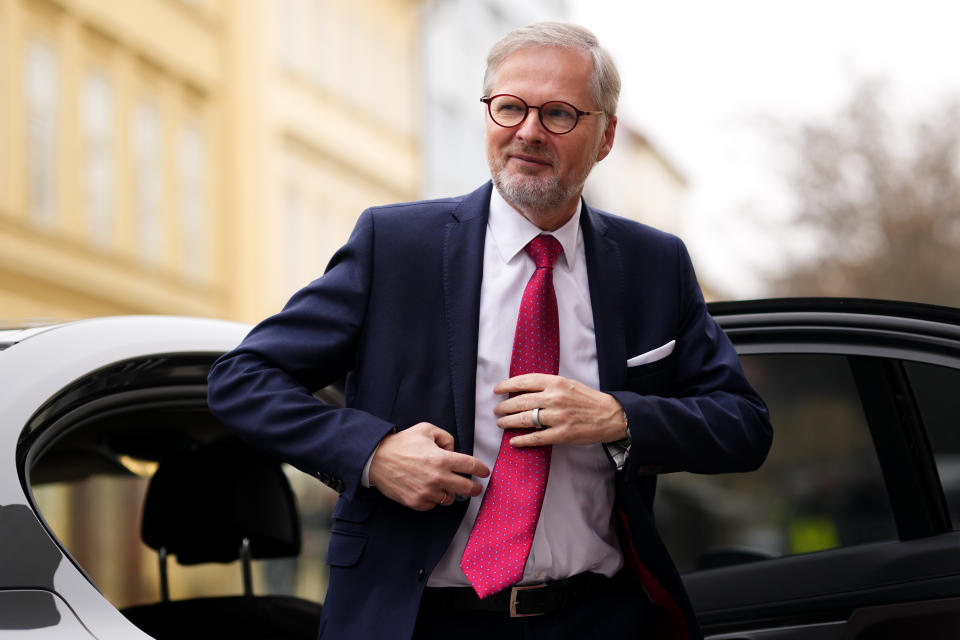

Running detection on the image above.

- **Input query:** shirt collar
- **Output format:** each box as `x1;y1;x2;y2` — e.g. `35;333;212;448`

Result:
488;187;581;272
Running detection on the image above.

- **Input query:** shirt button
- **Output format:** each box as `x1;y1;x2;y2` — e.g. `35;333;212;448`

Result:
417;568;426;581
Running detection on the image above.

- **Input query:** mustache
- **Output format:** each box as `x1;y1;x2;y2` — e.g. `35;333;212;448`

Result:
503;145;555;164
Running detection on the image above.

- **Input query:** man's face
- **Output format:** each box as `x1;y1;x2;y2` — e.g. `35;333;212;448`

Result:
486;46;617;226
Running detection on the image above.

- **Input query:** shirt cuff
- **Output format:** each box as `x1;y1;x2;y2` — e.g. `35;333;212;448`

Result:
361;443;380;488
605;439;631;470
604;407;631;470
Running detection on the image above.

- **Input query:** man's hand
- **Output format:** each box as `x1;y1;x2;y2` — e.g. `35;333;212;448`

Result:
369;422;490;511
493;374;628;447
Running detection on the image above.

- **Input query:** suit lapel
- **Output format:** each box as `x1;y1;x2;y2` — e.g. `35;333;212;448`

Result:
581;202;627;392
442;183;492;455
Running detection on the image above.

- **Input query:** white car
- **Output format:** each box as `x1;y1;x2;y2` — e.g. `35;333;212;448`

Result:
0;316;312;639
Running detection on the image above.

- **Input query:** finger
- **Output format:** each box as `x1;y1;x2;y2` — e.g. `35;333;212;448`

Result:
509;429;555;448
494;391;547;417
496;410;535;430
445;451;490;478
493;373;553;396
439;478;480;499
407;422;455;451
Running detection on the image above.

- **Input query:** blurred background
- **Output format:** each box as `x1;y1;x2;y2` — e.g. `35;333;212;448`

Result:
5;0;959;614
3;0;957;327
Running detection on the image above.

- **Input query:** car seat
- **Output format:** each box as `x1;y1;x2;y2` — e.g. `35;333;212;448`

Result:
121;437;323;639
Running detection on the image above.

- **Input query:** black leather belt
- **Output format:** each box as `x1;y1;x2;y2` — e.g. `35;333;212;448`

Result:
421;572;622;618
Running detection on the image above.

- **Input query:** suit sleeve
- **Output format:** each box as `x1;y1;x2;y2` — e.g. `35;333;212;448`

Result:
609;238;772;477
207;209;395;499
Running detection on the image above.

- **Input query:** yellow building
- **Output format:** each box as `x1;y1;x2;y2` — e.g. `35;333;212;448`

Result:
0;0;422;324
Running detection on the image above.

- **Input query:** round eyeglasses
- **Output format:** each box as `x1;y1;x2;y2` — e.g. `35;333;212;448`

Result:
481;94;605;135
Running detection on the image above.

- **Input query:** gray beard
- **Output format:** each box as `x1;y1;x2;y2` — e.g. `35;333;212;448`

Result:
493;169;573;214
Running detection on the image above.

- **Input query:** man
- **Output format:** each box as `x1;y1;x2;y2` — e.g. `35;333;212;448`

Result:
208;21;771;640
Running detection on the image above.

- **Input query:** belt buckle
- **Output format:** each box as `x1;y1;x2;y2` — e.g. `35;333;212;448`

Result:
509;583;547;618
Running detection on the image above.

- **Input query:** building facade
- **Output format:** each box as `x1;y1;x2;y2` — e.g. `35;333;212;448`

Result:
0;0;422;325
0;0;226;321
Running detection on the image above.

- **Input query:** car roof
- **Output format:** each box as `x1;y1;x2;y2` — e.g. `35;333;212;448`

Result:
0;324;63;351
709;297;960;325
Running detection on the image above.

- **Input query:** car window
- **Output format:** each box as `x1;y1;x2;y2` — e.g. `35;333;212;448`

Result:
903;361;960;530
31;466;337;609
655;353;898;573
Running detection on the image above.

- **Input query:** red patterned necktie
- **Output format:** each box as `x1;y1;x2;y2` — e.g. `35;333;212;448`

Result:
460;234;563;598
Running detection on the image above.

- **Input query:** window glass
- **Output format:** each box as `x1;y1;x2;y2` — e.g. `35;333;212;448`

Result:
275;0;299;71
655;353;897;573
0;22;4;199
179;120;207;281
281;180;303;297
31;464;336;609
83;70;114;247
903;361;960;529
26;39;58;227
134;100;163;265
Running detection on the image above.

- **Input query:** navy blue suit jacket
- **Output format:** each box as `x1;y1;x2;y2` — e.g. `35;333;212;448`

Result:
207;182;772;640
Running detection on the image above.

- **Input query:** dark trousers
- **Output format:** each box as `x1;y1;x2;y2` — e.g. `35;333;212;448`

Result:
413;585;655;640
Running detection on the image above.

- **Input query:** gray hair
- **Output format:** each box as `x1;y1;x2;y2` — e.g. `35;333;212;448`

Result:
483;21;621;117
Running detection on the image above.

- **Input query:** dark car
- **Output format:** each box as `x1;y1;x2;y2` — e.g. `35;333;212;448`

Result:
659;298;960;639
3;300;960;638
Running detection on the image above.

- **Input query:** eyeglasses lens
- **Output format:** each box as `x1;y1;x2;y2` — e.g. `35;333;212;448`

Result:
540;102;577;133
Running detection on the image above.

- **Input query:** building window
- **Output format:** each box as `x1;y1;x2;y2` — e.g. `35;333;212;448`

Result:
82;71;114;248
275;0;299;71
282;182;303;293
0;23;4;199
308;0;327;87
25;39;58;228
134;101;163;266
179;121;206;280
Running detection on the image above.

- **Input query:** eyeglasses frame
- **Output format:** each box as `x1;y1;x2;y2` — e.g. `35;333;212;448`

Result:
480;94;606;135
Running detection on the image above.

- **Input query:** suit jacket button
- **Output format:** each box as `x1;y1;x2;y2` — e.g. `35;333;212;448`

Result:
417;568;426;581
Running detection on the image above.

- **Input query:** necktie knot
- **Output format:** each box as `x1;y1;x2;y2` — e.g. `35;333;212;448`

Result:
525;234;562;270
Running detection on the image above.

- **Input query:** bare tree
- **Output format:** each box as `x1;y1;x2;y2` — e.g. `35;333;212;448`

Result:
768;78;960;307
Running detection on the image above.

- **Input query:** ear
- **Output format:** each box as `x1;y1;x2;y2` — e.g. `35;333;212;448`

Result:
595;114;617;163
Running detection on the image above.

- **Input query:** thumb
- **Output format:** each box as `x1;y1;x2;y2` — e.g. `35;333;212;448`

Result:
410;422;456;451
431;427;455;452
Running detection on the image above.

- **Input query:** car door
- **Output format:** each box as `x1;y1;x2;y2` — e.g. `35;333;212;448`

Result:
654;300;960;639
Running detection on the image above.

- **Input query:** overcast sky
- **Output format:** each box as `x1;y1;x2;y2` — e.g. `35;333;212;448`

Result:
569;0;960;297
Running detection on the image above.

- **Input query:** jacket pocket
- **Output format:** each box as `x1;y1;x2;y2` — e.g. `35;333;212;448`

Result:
326;530;367;568
331;494;377;523
626;351;677;395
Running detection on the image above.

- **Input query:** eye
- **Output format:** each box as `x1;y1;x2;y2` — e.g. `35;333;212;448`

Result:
543;103;576;123
496;102;524;114
492;97;526;114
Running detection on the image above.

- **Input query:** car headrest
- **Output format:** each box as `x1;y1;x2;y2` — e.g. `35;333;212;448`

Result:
141;437;300;565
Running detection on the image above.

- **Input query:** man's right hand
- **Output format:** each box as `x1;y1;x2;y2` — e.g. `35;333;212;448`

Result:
369;422;489;511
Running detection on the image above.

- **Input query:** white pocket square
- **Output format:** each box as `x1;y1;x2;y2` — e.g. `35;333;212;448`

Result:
627;340;676;367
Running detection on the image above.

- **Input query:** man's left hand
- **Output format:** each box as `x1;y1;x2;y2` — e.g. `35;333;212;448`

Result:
493;374;627;447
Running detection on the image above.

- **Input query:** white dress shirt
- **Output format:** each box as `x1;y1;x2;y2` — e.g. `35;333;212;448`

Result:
428;188;623;586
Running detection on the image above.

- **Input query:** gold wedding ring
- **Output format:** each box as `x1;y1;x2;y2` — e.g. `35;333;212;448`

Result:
438;490;449;506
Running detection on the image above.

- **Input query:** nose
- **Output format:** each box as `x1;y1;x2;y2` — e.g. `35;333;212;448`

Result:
514;106;548;144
